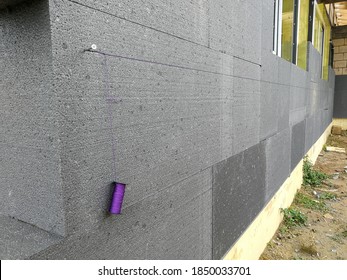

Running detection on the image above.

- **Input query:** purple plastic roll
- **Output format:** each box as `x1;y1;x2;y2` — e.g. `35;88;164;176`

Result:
109;182;126;214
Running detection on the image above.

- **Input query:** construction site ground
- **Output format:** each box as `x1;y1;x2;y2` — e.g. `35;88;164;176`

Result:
261;131;347;260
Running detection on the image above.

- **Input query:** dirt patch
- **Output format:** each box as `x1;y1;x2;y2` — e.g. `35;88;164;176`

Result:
260;133;347;260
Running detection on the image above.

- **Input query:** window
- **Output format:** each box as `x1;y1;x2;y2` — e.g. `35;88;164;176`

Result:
273;0;305;66
312;2;331;80
297;0;310;70
281;0;295;62
273;0;330;78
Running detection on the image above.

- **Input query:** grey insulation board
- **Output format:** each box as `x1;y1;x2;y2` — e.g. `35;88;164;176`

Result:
261;50;279;84
232;60;260;155
0;0;65;236
307;44;322;83
232;1;262;64
212;142;266;260
289;66;307;125
31;169;212;260
49;50;226;235
209;0;261;64
306;83;317;118
260;81;278;141
48;0;234;235
265;128;291;203
334;75;347;118
305;116;315;153
0;215;62;260
65;0;210;47
278;58;292;85
208;0;236;55
291;120;306;171
328;67;335;89
0;0;337;260
277;84;290;131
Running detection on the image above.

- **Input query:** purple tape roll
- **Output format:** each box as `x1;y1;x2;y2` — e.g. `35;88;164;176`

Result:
109;182;126;214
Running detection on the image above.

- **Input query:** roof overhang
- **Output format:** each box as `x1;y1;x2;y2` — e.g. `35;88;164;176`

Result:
318;1;347;26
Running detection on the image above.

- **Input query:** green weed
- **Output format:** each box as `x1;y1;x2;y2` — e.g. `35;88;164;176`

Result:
294;193;327;212
279;225;289;234
319;192;336;200
281;208;307;228
303;157;328;186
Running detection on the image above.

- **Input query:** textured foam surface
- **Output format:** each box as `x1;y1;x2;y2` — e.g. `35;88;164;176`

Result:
212;143;266;260
0;0;336;259
0;215;62;259
32;170;212;259
0;0;65;237
291;120;307;171
265;128;291;202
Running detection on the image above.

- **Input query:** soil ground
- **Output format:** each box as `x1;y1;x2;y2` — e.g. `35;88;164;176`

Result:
260;131;347;260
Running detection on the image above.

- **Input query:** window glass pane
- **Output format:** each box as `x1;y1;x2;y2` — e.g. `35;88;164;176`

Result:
282;0;294;62
297;0;309;70
319;4;331;80
319;23;324;54
314;3;331;80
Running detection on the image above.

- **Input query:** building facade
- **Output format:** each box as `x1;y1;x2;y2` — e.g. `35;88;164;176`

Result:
0;0;335;259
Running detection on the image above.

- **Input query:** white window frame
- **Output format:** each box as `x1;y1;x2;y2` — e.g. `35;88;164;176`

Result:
312;0;316;47
273;0;283;57
294;0;301;65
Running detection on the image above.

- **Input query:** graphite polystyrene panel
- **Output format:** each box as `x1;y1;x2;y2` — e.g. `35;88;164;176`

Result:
0;215;62;259
277;84;290;131
48;1;236;235
291;120;306;171
305;116;315;153
212;143;266;260
0;0;65;236
68;0;210;47
265;128;291;202
32;169;213;260
278;58;292;85
261;50;279;83
260;81;278;140
232;60;260;155
307;45;322;83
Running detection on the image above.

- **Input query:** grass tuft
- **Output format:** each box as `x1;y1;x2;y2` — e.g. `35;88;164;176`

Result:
294;193;327;212
303;157;328;187
319;192;336;200
281;208;307;229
